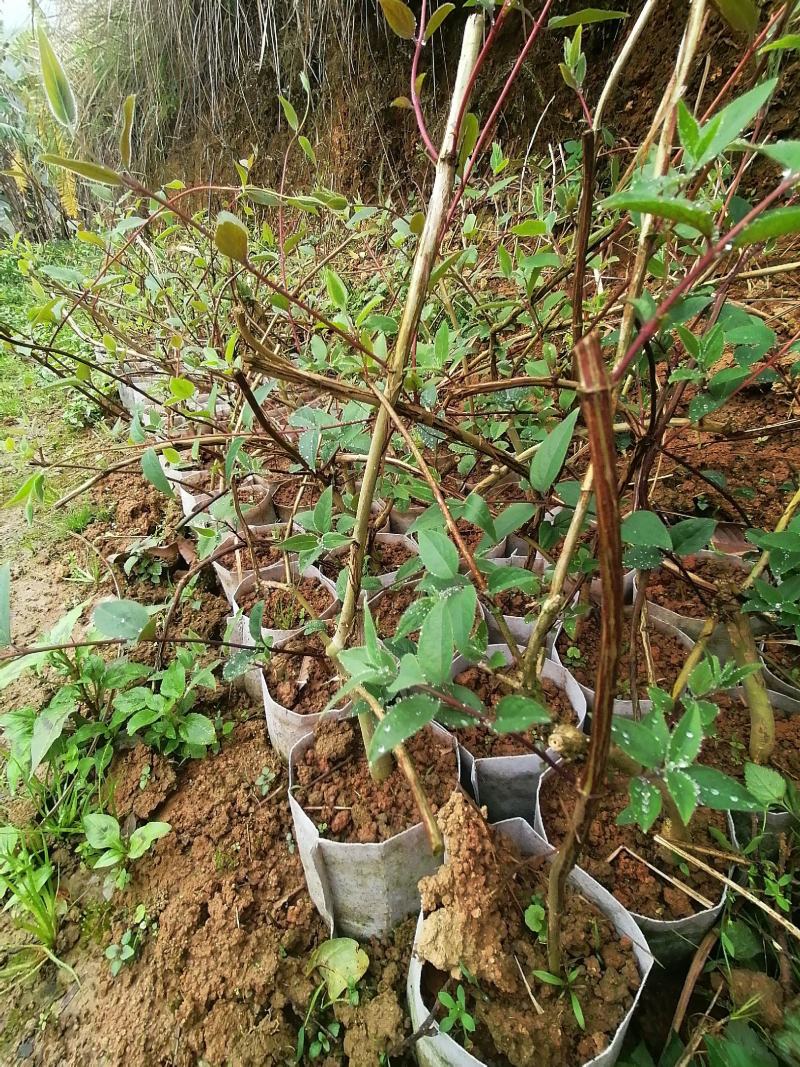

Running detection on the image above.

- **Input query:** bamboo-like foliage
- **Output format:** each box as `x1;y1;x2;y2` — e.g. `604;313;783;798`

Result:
68;0;394;176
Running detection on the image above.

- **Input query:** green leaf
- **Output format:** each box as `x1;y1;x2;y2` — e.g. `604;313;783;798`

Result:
621;510;672;551
461;493;497;541
755;140;800;174
458;112;479;170
179;713;217;748
611;716;664;770
378;0;416;38
30;688;77;776
668;705;703;767
386;653;427;696
734;206;800;248
37;24;77;128
298;135;317;164
141;448;175;499
418;597;453;685
279;95;299;131
169;376;195;402
368;695;439;762
601;191;713;236
511;219;547;238
711;0;759;35
325;268;348;312
425;2;455;39
119;93;136;169
434;320;450;365
722;919;762;960
448;585;477;654
0;562;9;648
214;211;249;262
759;33;800;54
308;938;369;1000
744;763;786;808
83;813;121;851
494;503;536;542
549;8;628;28
417;529;459;580
530;409;580;494
494;695;550;734
487;567;538;596
40;155;121;186
687;765;760;811
313;486;334;534
693;78;777;170
669;517;716;556
618;777;662;833
93;599;151;641
128;821;171;859
665;768;699;825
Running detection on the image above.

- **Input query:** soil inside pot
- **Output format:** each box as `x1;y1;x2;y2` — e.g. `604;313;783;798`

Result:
293;719;457;843
644;557;744;618
238;577;334;628
273;479;322;511
761;635;800;690
417;793;641;1067
452;668;574;757
321;540;417;582
220;535;286;574
539;766;727;920
556;609;688;700
700;691;800;784
372;584;420;638
265;640;343;715
492;584;539;619
456;518;493;553
193;473;268;508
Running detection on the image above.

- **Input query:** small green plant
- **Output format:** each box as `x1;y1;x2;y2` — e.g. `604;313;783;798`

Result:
0;828;75;987
531;967;586;1030
105;903;157;976
296;938;369;1061
438;984;476;1040
255;766;277;796
110;647;220;759
524;895;547;942
82;813;170;891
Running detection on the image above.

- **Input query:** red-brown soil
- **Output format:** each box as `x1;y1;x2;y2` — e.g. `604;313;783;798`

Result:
293;719;458;843
417;793;641;1066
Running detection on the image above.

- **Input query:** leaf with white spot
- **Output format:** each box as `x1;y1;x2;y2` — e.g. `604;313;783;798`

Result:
665;768;699;826
667;705;703;768
617;777;662;833
611;715;663;771
687;766;760;811
368;695;438;763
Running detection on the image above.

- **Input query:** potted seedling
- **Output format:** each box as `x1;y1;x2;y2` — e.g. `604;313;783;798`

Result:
407;794;654;1067
536;652;761;960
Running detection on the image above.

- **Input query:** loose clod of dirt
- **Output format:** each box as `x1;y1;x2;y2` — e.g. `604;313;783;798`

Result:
416;793;641;1066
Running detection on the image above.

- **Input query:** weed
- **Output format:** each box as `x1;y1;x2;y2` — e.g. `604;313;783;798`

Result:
105;904;157;976
438;985;476;1041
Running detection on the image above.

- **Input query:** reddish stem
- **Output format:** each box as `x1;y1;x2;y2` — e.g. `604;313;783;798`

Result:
412;0;438;164
444;0;554;232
